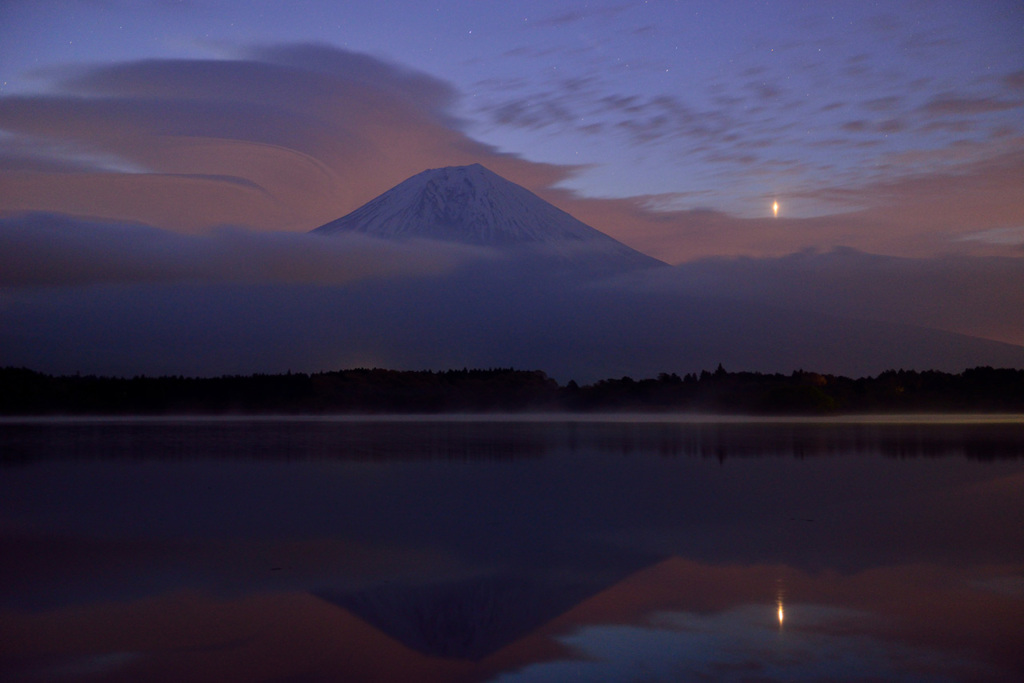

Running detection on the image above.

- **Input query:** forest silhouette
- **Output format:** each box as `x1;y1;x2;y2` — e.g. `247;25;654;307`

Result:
2;365;1022;415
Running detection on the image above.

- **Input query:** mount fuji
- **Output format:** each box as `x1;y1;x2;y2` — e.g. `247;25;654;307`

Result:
313;163;664;271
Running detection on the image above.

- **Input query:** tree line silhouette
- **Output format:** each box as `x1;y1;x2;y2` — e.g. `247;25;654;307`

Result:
1;365;1022;415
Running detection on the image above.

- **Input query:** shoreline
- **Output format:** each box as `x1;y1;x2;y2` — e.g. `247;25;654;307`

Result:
3;412;1024;425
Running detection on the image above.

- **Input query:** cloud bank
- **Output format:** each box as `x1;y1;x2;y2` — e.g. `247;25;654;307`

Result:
0;213;487;287
2;215;1022;381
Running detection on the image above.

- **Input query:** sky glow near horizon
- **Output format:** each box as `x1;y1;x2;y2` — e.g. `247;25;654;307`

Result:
1;1;1023;375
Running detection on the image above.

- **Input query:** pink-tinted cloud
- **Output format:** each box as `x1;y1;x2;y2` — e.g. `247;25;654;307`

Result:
919;94;1022;116
546;144;1024;263
0;45;573;232
1005;70;1024;90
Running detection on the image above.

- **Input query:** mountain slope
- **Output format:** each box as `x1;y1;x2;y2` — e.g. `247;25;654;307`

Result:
313;163;664;270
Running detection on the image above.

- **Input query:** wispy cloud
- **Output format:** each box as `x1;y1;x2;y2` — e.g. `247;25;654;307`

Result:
0;44;573;232
1004;70;1024;90
919;94;1023;117
529;2;635;28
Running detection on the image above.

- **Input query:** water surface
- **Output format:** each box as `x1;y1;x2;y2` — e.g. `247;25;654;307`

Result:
2;417;1022;681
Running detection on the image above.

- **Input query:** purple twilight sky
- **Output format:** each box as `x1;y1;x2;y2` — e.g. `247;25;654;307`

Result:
1;1;1023;376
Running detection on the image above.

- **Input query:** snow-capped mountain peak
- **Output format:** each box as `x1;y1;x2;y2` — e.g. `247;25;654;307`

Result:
313;164;664;269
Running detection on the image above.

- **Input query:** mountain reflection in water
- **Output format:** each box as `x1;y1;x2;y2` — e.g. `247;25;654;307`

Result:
1;417;1022;682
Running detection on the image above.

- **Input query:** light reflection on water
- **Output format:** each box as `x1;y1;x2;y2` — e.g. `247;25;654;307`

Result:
1;417;1022;682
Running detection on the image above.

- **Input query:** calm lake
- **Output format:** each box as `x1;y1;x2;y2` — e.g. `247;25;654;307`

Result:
1;416;1023;682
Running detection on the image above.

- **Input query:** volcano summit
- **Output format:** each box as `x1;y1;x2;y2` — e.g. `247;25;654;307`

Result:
313;164;664;270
